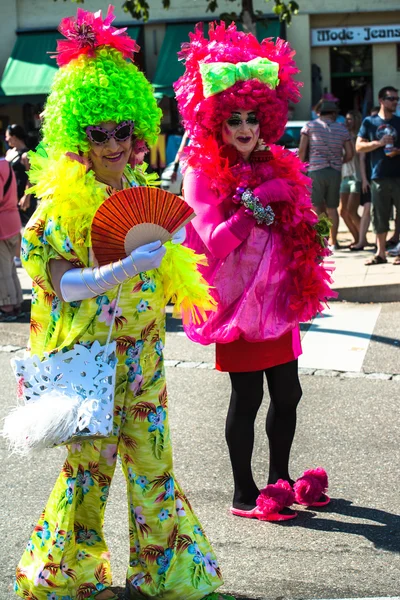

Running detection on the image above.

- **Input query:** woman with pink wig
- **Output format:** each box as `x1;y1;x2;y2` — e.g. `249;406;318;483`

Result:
175;22;335;522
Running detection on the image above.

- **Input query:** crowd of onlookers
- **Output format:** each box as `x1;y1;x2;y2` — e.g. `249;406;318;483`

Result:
299;86;400;265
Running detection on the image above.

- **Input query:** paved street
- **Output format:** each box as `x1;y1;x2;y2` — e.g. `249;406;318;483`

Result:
0;301;399;600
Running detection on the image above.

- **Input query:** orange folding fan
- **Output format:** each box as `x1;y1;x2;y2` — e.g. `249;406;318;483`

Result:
91;187;195;266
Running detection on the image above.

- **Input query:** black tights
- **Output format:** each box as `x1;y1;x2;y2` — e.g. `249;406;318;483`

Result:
225;360;302;510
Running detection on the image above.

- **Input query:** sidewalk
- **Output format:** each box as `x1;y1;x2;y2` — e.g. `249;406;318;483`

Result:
15;230;400;307
332;230;400;302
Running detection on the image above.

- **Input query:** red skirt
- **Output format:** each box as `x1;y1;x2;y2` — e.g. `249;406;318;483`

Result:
215;327;302;372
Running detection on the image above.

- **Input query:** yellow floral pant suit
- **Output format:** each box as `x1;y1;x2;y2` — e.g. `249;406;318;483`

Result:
15;169;222;600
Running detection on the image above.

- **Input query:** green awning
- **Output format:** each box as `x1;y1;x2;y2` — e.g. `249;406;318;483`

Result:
236;19;281;39
153;20;281;99
152;23;194;99
0;32;58;97
256;19;281;41
0;27;141;99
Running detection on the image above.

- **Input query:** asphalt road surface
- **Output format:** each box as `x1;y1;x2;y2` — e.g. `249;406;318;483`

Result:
0;303;399;599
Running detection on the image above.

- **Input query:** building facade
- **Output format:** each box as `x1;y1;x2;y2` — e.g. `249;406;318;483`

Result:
286;0;400;118
0;0;280;138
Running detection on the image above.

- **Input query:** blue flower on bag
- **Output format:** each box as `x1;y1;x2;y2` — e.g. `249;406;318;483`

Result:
188;542;204;565
147;406;166;433
156;548;173;574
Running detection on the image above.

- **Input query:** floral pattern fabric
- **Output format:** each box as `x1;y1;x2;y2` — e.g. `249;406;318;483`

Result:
15;170;222;600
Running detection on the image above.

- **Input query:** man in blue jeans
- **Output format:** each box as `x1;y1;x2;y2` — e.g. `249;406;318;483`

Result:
356;86;400;265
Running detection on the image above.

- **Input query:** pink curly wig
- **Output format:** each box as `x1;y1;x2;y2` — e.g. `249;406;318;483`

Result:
174;21;301;148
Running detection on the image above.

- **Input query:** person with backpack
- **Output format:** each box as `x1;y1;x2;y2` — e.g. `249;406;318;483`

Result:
0;142;23;321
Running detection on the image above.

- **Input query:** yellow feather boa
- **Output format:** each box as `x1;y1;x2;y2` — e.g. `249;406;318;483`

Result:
28;150;216;322
163;242;217;324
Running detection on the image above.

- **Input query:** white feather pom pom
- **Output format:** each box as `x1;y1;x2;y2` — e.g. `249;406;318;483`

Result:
2;391;81;455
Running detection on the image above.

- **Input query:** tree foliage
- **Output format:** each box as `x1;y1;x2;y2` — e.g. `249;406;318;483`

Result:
58;0;300;26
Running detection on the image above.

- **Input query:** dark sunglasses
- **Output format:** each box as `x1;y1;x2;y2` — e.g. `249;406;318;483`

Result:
384;96;399;102
86;120;135;145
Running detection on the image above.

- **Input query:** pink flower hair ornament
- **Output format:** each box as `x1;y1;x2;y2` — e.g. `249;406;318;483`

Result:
174;21;301;148
52;4;139;67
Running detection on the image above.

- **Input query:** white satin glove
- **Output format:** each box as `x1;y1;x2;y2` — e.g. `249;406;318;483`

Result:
60;240;166;302
171;226;186;245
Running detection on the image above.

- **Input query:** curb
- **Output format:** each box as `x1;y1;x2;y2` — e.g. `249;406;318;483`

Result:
333;283;400;303
1;348;399;380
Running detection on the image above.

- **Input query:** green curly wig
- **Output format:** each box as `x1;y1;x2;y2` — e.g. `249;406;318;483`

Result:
42;46;161;156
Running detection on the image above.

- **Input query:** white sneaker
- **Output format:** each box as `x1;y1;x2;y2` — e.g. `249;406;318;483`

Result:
14;257;22;268
387;242;400;256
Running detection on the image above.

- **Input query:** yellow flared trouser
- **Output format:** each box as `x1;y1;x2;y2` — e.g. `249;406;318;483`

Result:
15;358;222;600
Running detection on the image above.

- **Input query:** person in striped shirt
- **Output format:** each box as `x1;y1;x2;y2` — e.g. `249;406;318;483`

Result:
299;100;353;250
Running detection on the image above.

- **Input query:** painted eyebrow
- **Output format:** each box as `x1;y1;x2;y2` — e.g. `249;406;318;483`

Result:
229;112;257;117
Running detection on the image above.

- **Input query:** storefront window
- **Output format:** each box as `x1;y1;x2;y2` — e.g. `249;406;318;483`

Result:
330;45;373;117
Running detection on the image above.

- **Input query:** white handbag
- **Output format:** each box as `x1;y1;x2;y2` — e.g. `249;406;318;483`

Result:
2;286;122;454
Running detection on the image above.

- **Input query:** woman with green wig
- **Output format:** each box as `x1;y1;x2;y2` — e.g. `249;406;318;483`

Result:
13;7;232;600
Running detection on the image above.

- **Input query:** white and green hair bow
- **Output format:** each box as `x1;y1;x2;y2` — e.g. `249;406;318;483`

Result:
199;56;280;98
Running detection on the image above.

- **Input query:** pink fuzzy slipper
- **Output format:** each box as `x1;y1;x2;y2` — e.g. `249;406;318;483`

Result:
293;467;330;507
231;479;297;521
